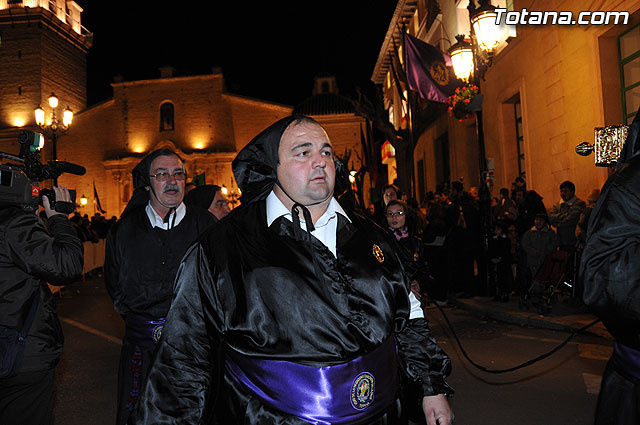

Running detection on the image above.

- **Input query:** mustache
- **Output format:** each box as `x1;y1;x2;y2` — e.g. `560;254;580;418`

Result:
163;184;181;193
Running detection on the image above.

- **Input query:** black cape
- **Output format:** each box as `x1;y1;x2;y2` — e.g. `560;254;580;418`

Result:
581;107;640;425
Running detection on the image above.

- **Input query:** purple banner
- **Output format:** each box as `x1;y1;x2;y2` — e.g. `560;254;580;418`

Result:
403;33;461;103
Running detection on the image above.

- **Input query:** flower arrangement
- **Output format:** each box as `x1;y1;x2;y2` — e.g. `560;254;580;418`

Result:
448;84;479;121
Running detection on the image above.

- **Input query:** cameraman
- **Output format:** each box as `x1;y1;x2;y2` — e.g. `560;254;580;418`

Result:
0;186;83;424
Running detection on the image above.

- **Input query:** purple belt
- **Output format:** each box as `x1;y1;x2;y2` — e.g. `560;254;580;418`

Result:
124;314;165;352
613;341;640;381
225;336;399;425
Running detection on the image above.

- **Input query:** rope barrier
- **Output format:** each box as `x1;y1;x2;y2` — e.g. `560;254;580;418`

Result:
430;298;602;374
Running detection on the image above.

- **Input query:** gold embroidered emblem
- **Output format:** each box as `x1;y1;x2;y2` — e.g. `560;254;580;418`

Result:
372;244;384;263
413;252;419;262
429;61;449;86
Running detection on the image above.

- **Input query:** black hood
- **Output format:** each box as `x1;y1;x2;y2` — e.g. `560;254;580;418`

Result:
232;116;297;205
185;185;220;211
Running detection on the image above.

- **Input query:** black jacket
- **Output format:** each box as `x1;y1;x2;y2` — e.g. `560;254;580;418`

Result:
0;207;83;372
104;204;215;318
132;200;453;424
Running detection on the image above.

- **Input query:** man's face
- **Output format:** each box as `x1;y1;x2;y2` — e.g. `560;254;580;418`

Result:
560;187;574;202
383;188;398;205
534;217;546;229
147;154;185;212
274;120;336;207
209;190;230;220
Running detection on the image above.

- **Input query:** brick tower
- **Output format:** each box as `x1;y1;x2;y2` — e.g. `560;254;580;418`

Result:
0;0;91;149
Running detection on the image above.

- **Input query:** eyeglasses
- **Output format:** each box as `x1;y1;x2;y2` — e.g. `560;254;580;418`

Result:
149;171;186;182
386;211;405;217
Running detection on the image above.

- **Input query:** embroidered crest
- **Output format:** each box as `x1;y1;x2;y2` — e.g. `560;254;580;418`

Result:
351;372;375;410
372;244;384;263
152;324;164;343
429;61;449;86
413;252;419;262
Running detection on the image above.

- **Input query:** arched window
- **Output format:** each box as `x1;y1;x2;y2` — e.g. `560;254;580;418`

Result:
160;102;174;131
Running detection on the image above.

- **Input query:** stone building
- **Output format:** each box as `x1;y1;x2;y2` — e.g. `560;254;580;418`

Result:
63;67;291;215
373;0;638;209
0;2;368;217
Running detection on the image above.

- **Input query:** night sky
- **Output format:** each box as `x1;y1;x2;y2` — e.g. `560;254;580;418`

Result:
77;2;397;108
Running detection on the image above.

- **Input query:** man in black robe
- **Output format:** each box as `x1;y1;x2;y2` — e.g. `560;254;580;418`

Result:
132;116;454;425
581;108;640;425
104;149;215;425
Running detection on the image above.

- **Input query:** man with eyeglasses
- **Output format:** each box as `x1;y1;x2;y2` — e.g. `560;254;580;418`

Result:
104;149;216;425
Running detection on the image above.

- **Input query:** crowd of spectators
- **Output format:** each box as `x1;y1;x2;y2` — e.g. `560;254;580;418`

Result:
366;176;599;306
69;212;117;242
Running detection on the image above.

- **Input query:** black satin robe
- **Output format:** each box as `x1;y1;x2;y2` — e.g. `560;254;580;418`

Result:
132;200;453;424
581;155;640;424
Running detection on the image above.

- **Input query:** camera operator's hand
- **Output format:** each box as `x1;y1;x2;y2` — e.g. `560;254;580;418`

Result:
43;186;72;218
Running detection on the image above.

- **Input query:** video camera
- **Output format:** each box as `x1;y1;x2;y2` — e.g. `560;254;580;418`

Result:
0;130;86;213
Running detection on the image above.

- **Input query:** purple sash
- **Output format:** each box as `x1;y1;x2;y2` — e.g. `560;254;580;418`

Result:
613;342;640;381
124;313;165;352
225;336;399;425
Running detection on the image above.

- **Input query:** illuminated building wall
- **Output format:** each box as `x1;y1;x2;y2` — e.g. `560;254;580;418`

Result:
0;3;89;142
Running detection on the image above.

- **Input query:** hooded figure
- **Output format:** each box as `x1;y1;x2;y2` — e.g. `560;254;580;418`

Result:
131;115;454;425
581;107;640;425
184;184;231;221
104;148;216;425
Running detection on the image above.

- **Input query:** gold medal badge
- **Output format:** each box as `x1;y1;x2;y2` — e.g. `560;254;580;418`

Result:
372;244;384;263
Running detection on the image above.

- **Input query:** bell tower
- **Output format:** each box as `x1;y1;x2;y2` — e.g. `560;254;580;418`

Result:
0;0;92;143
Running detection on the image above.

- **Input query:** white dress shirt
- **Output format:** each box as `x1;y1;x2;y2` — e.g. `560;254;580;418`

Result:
265;191;424;319
146;202;186;230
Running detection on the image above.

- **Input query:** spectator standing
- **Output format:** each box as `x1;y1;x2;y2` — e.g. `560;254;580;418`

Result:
445;181;478;298
104;149;216;425
548;181;586;251
493;187;518;224
577;188;600;249
487;220;513;301
385;200;429;302
516;190;547;236
0;187;83;424
520;213;559;290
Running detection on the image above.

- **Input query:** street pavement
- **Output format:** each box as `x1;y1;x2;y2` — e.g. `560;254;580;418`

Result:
450;294;611;341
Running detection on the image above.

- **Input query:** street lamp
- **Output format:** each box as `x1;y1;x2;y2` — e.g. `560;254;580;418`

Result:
449;0;500;291
34;92;74;185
